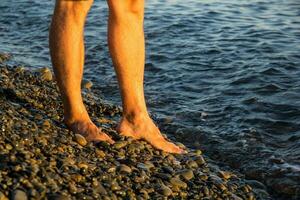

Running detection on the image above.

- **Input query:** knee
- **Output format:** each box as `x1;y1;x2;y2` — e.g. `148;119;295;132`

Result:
55;0;94;16
107;0;144;21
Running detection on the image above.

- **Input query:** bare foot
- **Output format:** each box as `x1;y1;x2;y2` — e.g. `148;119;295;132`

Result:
117;114;184;154
65;118;114;144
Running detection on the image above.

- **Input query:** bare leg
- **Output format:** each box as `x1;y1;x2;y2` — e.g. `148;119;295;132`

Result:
107;0;184;153
49;0;114;144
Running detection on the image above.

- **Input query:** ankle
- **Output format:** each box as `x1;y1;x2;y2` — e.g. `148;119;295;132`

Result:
64;109;90;126
122;109;150;125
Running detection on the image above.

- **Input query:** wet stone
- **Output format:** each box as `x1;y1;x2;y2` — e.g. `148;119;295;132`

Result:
111;182;121;191
159;185;172;197
12;190;28;200
82;80;93;89
137;163;151;171
113;141;127;149
0;191;8;200
95;149;106;158
195;155;206;165
74;134;87;146
48;194;71;200
40;67;53;81
155;173;172;180
218;171;232;180
186;160;198;168
118;164;132;174
178;169;194;181
169;177;187;189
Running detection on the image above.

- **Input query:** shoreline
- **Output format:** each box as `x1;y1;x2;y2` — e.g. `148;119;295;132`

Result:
0;57;265;199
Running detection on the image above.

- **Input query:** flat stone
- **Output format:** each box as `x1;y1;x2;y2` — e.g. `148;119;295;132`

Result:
137;163;151;171
159;185;172;196
40;68;53;81
0;191;8;200
179;169;194;181
195;155;206;165
118;164;132;174
75;134;87;146
170;177;187;189
218;171;232;180
186;160;198;168
113;141;127;149
82;80;93;89
12;190;27;200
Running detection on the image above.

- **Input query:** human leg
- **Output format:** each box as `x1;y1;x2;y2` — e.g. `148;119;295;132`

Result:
107;0;183;153
49;0;114;143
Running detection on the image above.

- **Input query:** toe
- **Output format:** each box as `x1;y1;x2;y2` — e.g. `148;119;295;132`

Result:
164;142;185;154
151;139;185;154
95;132;115;144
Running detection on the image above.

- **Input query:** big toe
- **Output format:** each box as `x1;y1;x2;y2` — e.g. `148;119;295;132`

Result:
151;139;185;154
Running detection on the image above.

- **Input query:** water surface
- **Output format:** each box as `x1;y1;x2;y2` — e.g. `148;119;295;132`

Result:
0;0;300;198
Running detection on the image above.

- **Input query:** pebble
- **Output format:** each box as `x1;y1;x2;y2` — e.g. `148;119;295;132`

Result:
113;141;127;149
111;182;121;191
186;160;198;168
218;171;232;180
74;134;87;146
95;149;106;158
195;155;206;165
82;80;93;89
118;164;132;174
0;192;8;200
155;173;172;180
178;169;194;181
0;66;262;200
159;185;172;197
194;149;202;156
12;190;28;200
40;67;53;81
42;119;51;128
137;163;151;171
169;177;187;189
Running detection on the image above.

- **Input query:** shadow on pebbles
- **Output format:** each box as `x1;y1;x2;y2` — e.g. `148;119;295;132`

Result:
0;61;268;199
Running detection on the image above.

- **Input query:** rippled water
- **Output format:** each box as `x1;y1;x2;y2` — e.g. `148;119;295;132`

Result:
1;0;300;199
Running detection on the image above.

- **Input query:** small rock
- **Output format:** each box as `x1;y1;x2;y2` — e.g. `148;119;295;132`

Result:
170;177;187;189
40;67;53;81
195;155;206;165
78;163;88;169
0;53;11;63
179;169;194;181
155;173;172;180
94;183;107;195
82;80;93;89
113;141;127;149
218;171;232;180
47;194;71;200
159;185;172;196
75;134;87;146
42;119;51;128
95;149;106;158
194;149;202;156
111;182;121;191
118;164;132;174
5;144;13;151
0;191;8;200
137;163;152;171
186;160;198;168
162;166;174;174
12;190;27;200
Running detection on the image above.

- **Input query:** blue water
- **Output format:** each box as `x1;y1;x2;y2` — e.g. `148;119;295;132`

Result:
1;0;300;198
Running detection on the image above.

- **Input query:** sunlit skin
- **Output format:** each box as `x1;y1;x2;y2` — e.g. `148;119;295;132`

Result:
49;0;184;153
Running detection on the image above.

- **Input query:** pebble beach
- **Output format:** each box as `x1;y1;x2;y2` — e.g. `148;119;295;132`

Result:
0;55;270;200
